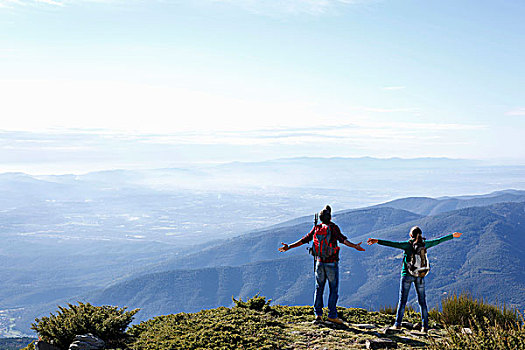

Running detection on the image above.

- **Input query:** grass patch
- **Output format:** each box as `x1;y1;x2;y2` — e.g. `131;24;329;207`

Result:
429;315;525;350
127;296;400;350
128;305;289;350
379;304;418;315
430;292;518;330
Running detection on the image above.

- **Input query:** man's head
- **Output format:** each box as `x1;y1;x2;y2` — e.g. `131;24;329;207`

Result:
319;205;332;224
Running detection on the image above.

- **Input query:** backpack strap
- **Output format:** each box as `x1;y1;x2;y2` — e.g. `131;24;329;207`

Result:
324;223;332;243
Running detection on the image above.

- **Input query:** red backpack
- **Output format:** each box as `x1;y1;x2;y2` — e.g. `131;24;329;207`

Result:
309;224;339;259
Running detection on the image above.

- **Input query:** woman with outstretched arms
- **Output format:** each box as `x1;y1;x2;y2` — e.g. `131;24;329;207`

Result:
367;226;462;332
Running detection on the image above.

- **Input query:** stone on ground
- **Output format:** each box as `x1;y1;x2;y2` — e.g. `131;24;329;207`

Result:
366;338;398;349
384;327;403;335
461;327;473;335
401;321;414;329
353;323;377;329
68;333;105;350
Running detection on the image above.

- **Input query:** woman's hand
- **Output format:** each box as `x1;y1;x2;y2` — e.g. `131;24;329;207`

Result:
367;238;378;245
453;232;463;238
278;242;289;252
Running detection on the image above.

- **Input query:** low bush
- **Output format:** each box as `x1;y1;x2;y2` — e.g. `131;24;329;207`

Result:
128;304;288;350
232;294;273;313
379;304;418;316
31;302;139;349
431;292;518;329
429;315;525;350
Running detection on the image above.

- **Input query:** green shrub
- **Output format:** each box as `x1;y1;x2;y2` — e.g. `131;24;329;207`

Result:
379;305;397;315
429;315;525;350
432;292;518;329
31;302;139;349
232;294;273;313
128;304;288;350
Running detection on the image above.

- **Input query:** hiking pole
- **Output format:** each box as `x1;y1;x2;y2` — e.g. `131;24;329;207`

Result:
309;213;319;267
307;213;319;255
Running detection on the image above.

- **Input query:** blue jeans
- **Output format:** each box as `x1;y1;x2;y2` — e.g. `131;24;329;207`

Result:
314;261;339;319
395;274;428;329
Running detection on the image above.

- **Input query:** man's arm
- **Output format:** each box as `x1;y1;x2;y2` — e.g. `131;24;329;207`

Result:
279;226;315;252
343;239;365;251
279;239;305;252
331;224;364;251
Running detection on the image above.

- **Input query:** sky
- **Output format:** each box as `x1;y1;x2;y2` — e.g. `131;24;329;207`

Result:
0;0;524;173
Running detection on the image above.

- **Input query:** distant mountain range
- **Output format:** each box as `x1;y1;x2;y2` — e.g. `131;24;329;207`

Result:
140;206;422;274
2;159;525;336
84;198;525;324
373;189;525;216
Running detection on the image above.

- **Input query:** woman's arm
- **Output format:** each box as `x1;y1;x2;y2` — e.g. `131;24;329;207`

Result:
367;238;410;249
425;232;462;248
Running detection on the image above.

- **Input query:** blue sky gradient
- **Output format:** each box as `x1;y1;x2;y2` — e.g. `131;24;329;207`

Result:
0;0;524;171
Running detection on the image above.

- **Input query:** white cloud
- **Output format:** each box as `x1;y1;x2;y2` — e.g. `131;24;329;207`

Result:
113;119;486;147
360;107;417;113
0;0;26;8
0;0;372;13
382;86;406;91
0;78;492;170
506;108;525;116
0;79;486;139
211;0;369;15
34;0;64;5
0;79;336;133
0;116;494;174
0;48;17;58
0;0;108;8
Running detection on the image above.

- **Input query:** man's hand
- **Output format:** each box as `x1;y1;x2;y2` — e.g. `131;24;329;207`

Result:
367;238;378;245
343;239;365;251
278;242;289;252
354;242;365;251
453;232;463;238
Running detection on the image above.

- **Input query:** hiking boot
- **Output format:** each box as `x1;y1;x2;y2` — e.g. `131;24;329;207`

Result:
384;324;403;335
327;317;344;325
312;316;323;324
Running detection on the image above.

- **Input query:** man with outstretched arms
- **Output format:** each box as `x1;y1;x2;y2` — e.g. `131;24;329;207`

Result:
279;205;365;324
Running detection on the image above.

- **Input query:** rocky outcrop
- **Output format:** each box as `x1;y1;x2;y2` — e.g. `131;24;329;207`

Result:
68;334;105;350
35;340;60;350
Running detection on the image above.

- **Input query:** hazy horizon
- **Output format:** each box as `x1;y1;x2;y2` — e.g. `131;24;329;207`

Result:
1;152;524;176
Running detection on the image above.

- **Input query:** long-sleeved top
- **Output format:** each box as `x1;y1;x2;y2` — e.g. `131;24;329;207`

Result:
377;234;454;276
300;222;348;262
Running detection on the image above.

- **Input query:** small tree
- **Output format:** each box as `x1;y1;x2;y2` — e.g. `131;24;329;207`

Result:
31;302;139;349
